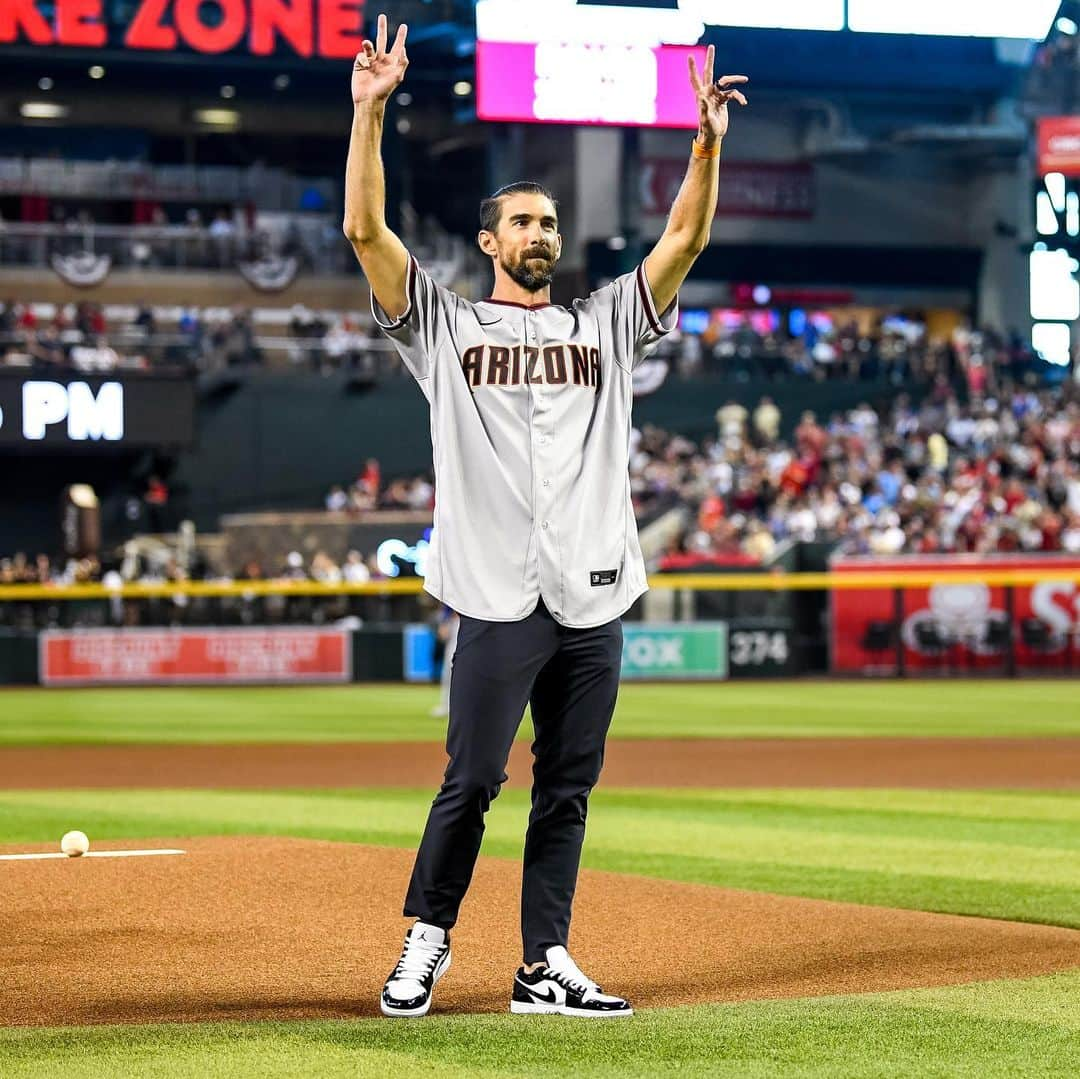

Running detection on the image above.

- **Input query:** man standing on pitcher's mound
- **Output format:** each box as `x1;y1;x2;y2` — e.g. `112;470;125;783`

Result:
343;13;747;1019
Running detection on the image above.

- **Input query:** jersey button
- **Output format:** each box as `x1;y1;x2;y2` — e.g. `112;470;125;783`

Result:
542;479;551;487
542;520;549;529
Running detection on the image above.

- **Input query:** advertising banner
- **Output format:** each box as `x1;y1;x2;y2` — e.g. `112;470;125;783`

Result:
403;622;729;682
1037;117;1080;178
0;373;195;450
0;0;366;60
40;628;351;685
620;622;728;680
830;556;1080;673
642;158;815;219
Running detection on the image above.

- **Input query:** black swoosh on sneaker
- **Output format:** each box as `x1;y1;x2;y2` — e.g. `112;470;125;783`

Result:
520;982;558;1004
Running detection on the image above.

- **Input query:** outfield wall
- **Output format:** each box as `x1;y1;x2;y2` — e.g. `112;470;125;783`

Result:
0;620;785;686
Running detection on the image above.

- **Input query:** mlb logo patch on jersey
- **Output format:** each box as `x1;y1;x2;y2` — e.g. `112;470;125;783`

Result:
590;569;618;587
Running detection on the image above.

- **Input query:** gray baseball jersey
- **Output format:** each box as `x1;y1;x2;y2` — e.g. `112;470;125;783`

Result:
371;256;678;628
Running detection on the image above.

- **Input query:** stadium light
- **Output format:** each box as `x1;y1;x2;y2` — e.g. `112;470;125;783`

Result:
678;0;844;32
847;0;1061;40
1056;16;1079;35
453;80;472;97
476;0;705;46
1030;248;1080;321
1036;191;1060;235
20;102;69;119
193;108;240;128
37;77;53;91
89;66;105;80
1031;322;1072;365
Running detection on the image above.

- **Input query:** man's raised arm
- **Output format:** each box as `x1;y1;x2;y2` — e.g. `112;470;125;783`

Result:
343;12;411;320
644;46;748;315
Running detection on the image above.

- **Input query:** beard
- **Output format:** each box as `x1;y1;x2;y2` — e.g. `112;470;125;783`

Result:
500;247;557;292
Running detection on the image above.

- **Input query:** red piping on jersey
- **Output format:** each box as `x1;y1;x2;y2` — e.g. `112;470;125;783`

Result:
377;255;418;331
636;262;665;336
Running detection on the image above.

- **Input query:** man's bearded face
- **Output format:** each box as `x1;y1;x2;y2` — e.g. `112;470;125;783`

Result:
490;194;561;292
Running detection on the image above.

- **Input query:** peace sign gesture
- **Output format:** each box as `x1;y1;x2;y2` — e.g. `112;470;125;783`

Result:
352;13;409;105
688;45;748;143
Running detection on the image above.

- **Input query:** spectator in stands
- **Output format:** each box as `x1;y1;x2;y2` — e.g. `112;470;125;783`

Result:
30;325;66;368
359;458;381;501
218;308;260;367
143;475;169;533
752;396;781;444
407;475;435;511
343;549;371;583
325;485;349;512
381;478;414;509
70;336;120;372
209;209;237;267
310;551;343;584
716;399;748;444
1;299;18;337
134;301;156;337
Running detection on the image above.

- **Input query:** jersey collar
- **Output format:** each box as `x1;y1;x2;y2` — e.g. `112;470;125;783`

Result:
479;298;560;310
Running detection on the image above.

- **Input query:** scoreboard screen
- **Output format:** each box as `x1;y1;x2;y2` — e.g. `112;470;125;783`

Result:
0;373;195;450
476;1;1060;127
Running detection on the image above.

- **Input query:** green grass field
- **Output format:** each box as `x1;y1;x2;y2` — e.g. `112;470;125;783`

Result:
3;973;1078;1078
1;680;1078;743
2;681;1078;1077
2;787;1078;927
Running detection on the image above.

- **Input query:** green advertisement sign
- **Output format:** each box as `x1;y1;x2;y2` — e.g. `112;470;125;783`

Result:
620;623;728;681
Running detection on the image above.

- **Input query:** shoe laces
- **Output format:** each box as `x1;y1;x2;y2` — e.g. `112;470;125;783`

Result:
546;955;599;996
392;933;444;982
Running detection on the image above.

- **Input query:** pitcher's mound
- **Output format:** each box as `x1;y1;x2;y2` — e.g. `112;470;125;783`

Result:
3;836;1079;1026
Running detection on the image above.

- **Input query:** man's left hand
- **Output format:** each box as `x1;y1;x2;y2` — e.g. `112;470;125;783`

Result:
688;45;748;146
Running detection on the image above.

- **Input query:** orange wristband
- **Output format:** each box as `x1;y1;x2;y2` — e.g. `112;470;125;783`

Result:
691;138;721;160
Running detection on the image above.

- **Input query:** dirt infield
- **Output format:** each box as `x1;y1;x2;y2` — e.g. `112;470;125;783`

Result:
1;737;1077;790
3;836;1079;1027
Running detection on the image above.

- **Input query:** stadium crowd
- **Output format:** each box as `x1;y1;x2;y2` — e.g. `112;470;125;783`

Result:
6;379;1079;599
644;382;1080;566
4;295;1064;389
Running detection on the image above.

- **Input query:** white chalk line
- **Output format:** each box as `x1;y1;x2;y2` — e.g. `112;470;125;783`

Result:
0;848;186;861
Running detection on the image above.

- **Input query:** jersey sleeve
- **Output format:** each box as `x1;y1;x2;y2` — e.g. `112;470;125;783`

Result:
584;262;679;372
370;254;450;383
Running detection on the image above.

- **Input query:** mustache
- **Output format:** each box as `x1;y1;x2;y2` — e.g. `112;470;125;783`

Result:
523;246;553;259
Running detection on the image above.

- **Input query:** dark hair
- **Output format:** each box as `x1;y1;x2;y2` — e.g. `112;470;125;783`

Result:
478;182;558;234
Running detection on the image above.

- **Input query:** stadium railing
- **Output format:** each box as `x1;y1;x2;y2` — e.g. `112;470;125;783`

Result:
2;568;1078;679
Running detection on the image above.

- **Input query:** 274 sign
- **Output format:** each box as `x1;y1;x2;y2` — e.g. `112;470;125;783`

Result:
0;0;367;60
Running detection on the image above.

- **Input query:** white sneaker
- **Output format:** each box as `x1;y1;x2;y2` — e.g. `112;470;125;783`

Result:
380;923;451;1018
510;946;633;1018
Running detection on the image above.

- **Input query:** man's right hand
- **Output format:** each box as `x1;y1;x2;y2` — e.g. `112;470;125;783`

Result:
352;13;409;105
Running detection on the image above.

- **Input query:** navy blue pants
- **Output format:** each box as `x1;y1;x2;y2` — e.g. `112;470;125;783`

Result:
403;599;623;963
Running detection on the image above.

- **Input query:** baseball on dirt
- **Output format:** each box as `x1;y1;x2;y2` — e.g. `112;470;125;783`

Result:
61;830;90;857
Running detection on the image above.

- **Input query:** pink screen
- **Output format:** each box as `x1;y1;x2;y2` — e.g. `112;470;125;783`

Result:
477;41;706;129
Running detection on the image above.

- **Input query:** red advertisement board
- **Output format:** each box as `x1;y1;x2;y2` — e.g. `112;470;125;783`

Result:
40;628;351;685
1037;117;1080;178
0;0;365;59
830;556;1080;673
